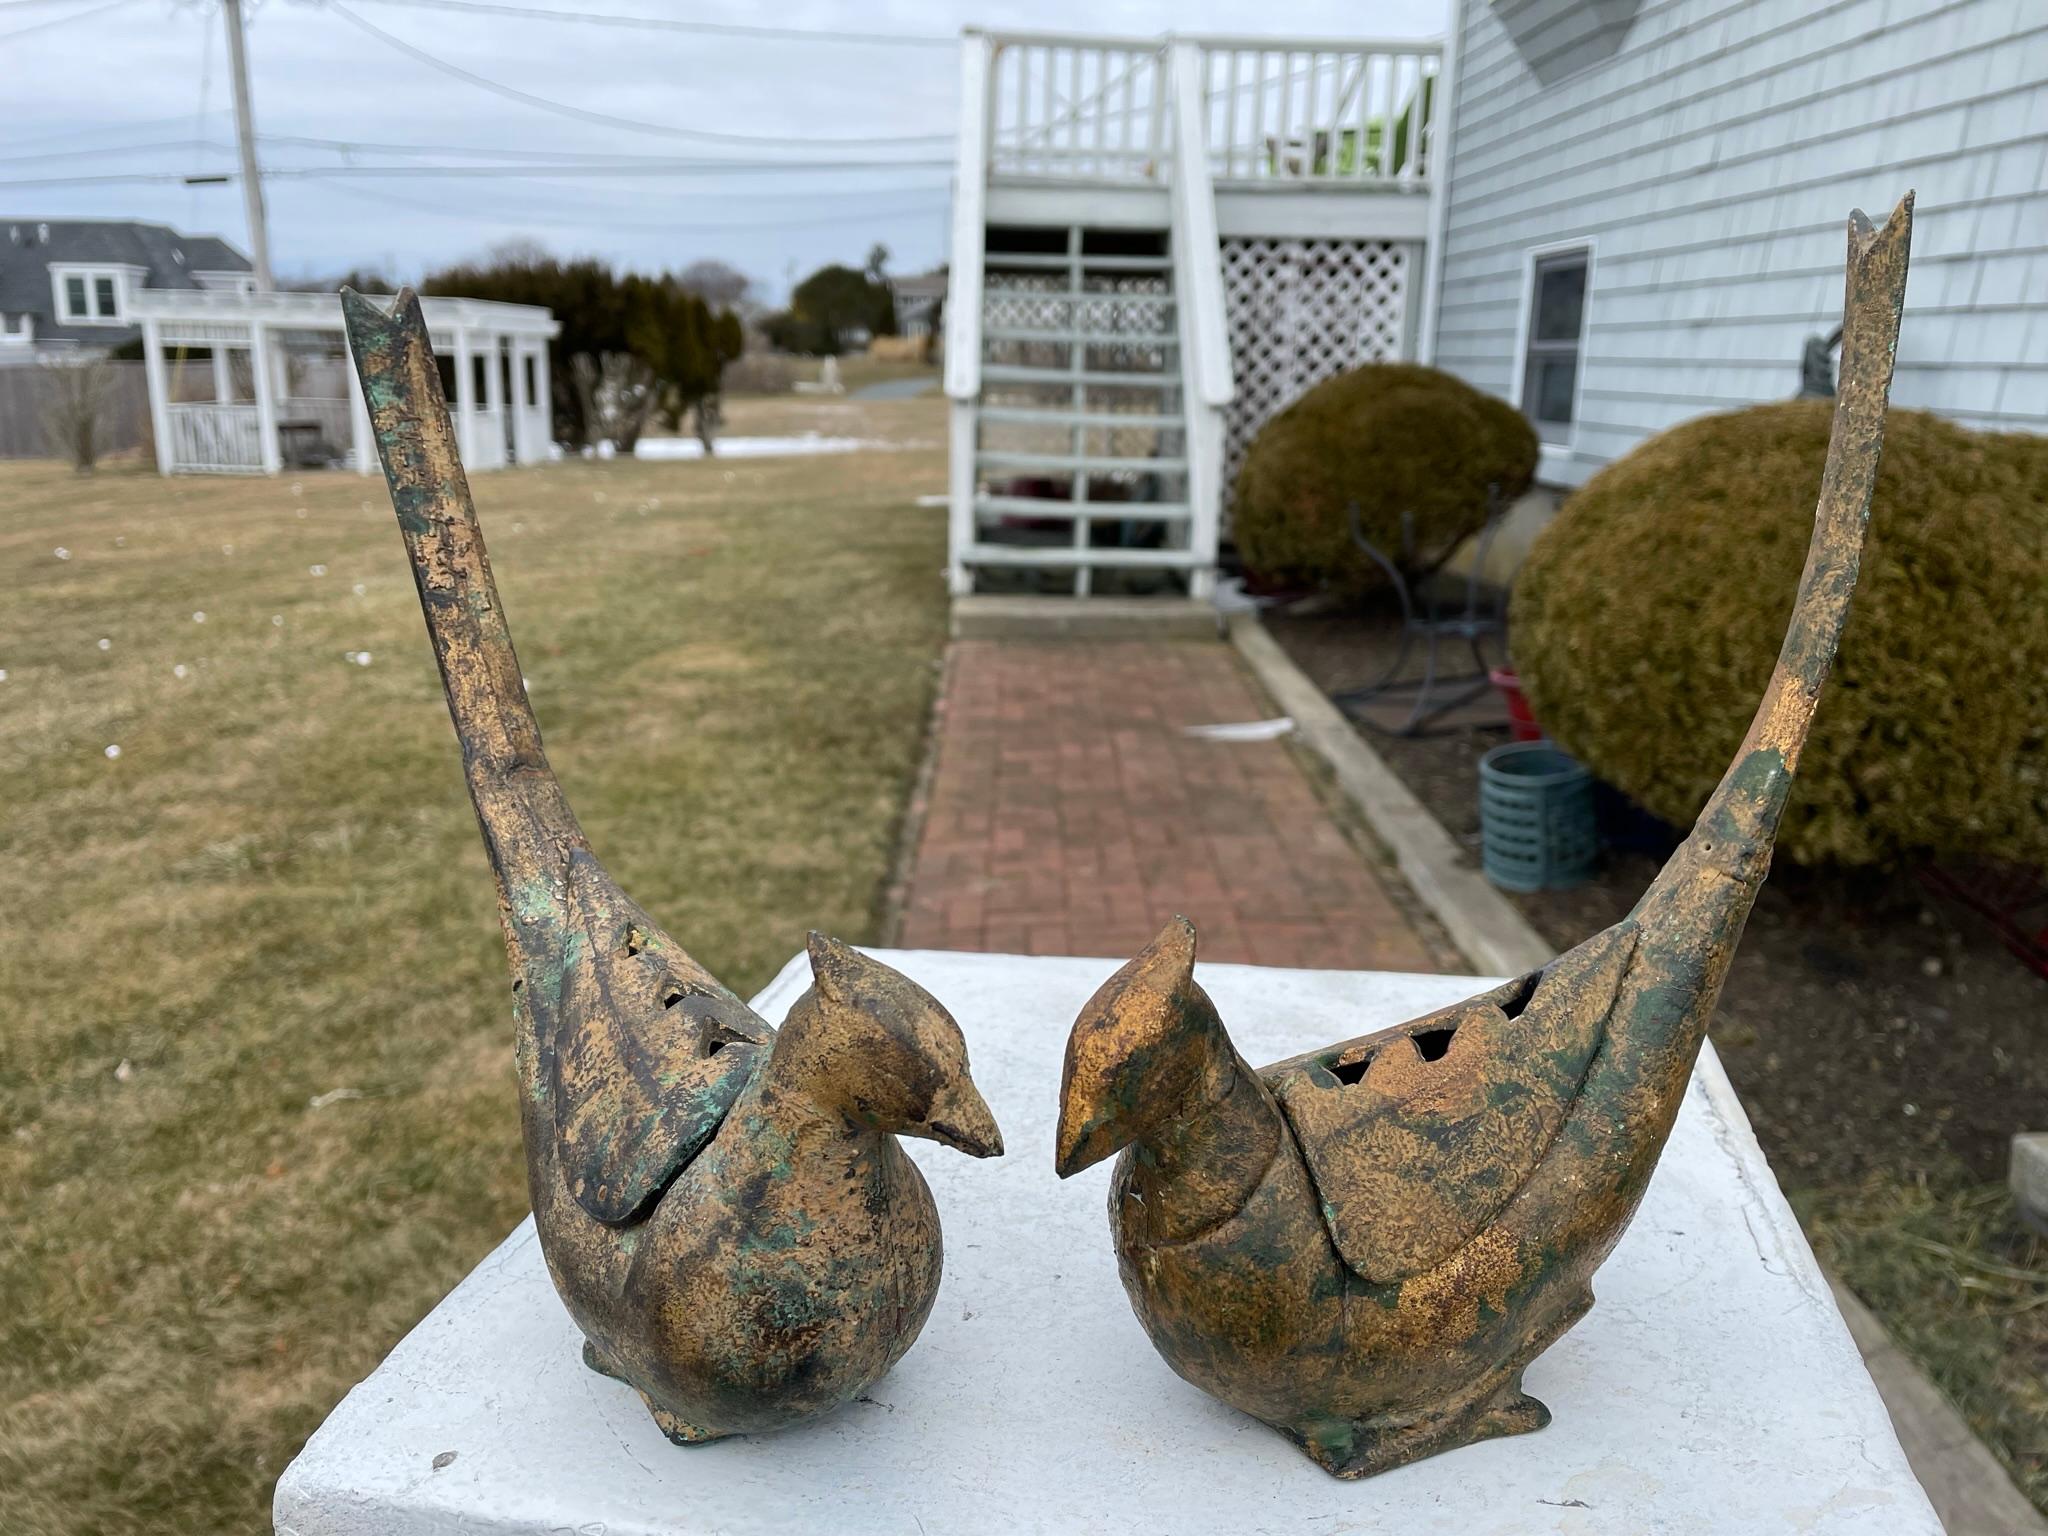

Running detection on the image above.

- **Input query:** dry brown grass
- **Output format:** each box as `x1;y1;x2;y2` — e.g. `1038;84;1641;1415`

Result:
0;392;949;1534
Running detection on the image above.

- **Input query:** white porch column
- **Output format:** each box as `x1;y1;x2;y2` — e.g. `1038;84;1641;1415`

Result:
452;324;476;466
210;345;231;404
348;344;374;475
481;331;503;467
533;343;552;453
510;343;536;464
140;317;173;476
250;317;282;474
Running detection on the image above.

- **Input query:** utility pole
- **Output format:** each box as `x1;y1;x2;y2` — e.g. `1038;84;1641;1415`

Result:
222;0;274;290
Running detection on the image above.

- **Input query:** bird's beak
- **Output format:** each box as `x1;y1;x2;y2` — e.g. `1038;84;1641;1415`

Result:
923;1078;1004;1159
1053;1093;1117;1179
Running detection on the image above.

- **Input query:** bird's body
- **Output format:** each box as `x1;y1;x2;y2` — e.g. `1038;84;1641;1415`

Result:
343;289;1000;1446
551;1056;946;1441
1057;197;1915;1479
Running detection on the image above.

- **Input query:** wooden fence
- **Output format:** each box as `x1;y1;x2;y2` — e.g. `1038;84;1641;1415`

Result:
0;362;153;461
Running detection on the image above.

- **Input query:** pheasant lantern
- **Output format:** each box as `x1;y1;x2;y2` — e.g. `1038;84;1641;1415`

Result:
343;290;1003;1446
1053;198;1913;1479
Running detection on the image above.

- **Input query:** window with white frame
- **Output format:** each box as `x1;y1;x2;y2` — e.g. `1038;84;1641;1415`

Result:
1519;248;1588;446
52;267;125;324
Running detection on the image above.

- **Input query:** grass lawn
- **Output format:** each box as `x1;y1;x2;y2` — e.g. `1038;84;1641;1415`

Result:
0;392;949;1534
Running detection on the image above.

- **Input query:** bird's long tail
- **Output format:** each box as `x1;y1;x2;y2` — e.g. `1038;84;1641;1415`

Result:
1608;196;1912;1082
1688;192;1915;882
342;287;585;924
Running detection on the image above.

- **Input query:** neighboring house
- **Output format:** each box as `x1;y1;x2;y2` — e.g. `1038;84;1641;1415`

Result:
891;267;949;341
1427;0;2048;491
0;218;254;363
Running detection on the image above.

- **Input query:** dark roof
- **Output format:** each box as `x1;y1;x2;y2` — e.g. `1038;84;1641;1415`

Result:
0;218;253;344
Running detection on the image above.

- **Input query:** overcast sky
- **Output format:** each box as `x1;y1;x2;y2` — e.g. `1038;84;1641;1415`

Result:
4;0;1446;303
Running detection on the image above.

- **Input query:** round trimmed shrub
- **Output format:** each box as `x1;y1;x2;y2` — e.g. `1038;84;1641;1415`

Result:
1511;401;2048;867
1233;362;1538;594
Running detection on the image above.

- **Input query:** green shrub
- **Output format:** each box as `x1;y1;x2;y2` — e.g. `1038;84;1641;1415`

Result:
1232;362;1538;594
1511;401;2048;867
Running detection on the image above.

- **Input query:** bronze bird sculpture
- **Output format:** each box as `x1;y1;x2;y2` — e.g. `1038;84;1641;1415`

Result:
1053;196;1913;1480
342;289;1003;1446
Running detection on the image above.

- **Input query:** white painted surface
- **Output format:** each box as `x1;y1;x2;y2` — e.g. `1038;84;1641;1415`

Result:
275;950;1939;1536
1434;0;2048;485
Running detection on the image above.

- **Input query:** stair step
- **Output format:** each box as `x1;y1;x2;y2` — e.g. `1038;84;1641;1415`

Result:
983;285;1174;308
984;326;1180;346
978;450;1188;474
963;546;1201;574
982;365;1180;388
976;494;1192;522
979;407;1184;430
984;252;1173;272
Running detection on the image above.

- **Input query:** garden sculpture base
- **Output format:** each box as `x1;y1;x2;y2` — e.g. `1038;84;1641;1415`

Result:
275;950;1940;1536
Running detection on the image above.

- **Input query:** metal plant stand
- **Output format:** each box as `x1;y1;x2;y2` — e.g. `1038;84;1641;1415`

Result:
1333;485;1508;737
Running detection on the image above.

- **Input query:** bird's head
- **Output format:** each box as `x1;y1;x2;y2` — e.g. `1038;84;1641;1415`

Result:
1056;916;1225;1178
781;934;1004;1159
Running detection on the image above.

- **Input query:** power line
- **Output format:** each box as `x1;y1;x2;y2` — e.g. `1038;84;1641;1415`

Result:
313;0;954;48
0;138;227;168
0;0;135;40
308;174;948;235
252;133;944;173
323;1;952;150
0;158;954;188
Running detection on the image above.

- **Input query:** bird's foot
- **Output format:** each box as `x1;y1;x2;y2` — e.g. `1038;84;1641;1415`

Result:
581;1338;628;1383
583;1339;731;1446
1284;1375;1553;1480
644;1400;728;1447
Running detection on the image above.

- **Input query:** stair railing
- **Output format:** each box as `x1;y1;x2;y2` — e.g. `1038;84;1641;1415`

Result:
1167;39;1234;600
946;30;994;594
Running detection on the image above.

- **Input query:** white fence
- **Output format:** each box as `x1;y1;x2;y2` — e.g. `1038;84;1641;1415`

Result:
166;403;263;473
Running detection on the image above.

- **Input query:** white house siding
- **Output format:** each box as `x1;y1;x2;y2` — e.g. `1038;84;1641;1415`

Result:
1431;0;2048;486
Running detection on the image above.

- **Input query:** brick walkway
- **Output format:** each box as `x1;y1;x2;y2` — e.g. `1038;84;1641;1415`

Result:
895;639;1444;972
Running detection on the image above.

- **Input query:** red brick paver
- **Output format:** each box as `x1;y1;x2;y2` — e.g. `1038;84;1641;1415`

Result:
895;640;1442;972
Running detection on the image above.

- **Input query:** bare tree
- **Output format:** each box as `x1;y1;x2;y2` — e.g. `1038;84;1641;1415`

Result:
679;258;752;310
486;236;552;267
40;358;119;473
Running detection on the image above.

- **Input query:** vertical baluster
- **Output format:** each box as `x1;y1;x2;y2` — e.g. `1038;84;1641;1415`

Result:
1149;47;1167;173
1275;50;1291;178
1250;51;1267;179
1223;47;1240;180
1352;51;1370;181
1417;54;1433;183
1371;53;1390;182
1406;54;1424;183
1118;47;1135;177
1073;45;1089;176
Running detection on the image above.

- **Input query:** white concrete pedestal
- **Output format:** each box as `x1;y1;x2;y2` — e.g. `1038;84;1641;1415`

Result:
275;950;1940;1535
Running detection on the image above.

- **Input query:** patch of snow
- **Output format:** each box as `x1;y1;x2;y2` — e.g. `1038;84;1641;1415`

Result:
633;433;882;462
1182;717;1295;743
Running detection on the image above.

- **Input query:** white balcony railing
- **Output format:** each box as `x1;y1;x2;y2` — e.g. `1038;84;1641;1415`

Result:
985;33;1170;181
165;403;262;474
979;31;1442;191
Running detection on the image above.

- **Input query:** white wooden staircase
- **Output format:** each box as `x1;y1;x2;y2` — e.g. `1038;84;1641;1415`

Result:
945;29;1449;606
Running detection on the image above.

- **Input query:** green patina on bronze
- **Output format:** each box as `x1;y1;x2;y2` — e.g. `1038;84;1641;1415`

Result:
340;289;1003;1445
1053;198;1915;1480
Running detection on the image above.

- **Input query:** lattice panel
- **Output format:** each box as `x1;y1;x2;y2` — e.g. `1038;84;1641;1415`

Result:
1218;238;1412;514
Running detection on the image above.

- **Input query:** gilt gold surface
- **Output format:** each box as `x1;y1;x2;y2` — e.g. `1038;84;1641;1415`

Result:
1054;198;1915;1480
342;289;1002;1445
